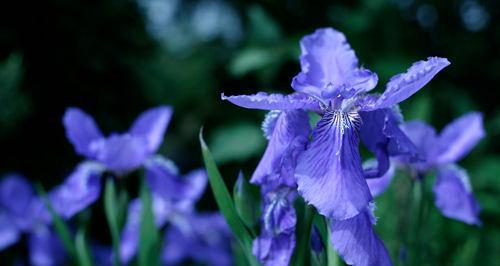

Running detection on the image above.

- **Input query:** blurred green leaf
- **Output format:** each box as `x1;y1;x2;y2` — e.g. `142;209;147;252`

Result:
247;5;282;43
75;228;94;266
403;94;433;122
104;178;122;266
209;122;265;164
139;182;161;266
0;53;31;136
229;48;277;77
233;171;260;230
200;130;260;266
313;213;340;266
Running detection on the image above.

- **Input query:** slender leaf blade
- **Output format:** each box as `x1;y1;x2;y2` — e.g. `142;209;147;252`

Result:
199;129;260;266
104;178;121;266
138;182;161;266
75;228;94;266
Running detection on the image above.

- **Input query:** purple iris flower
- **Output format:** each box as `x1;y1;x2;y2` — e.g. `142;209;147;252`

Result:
119;166;207;264
162;212;233;266
250;110;309;266
0;174;66;266
49;106;173;219
63;106;172;175
370;112;484;225
223;27;449;221
224;27;449;266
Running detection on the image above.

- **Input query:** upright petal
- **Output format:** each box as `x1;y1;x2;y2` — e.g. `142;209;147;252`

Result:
221;92;320;112
28;226;66;266
330;207;392;266
0;213;20;251
295;110;372;220
94;134;150;174
360;108;419;178
63;107;103;158
253;232;296;266
251;110;310;185
129;106;173;153
431;112;485;165
292;28;377;99
364;159;395;197
368;57;450;110
49;162;104;219
433;165;481;225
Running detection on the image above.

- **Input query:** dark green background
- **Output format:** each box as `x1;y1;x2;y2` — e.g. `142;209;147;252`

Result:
1;0;499;265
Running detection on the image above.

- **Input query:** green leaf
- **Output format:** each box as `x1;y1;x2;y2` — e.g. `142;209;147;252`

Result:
291;200;314;266
104;178;122;266
76;228;94;266
138;182;161;266
233;171;260;231
199;129;260;266
35;184;77;260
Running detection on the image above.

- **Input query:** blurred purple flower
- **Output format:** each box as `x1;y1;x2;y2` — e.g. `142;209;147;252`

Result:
0;174;67;266
50;106;177;219
63;106;172;174
162;212;233;266
119;166;207;264
394;112;485;225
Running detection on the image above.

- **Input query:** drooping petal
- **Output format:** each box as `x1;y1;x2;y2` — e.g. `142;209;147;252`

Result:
367;57;450;110
49;162;104;219
295;110;373;220
162;213;233;266
0;174;40;230
253;192;296;266
251;110;310;185
63;107;104;158
433;165;481;225
129;106;173;153
431;112;485;165
330;207;392;266
0;213;20;251
292;28;377;99
94;134;150;174
28;226;66;266
364;159;395;197
360;108;419;178
221;92;320;112
144;156;207;203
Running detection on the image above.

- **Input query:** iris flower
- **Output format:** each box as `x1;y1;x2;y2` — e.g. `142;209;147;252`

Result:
223;27;450;266
250;110;309;266
0;174;66;266
368;112;485;225
49;106;175;219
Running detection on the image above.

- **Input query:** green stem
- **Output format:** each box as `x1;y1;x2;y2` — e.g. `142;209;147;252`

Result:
410;179;426;266
292;204;314;266
104;178;121;266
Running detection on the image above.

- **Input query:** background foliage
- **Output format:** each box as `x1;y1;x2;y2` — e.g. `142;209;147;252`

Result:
1;0;499;265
